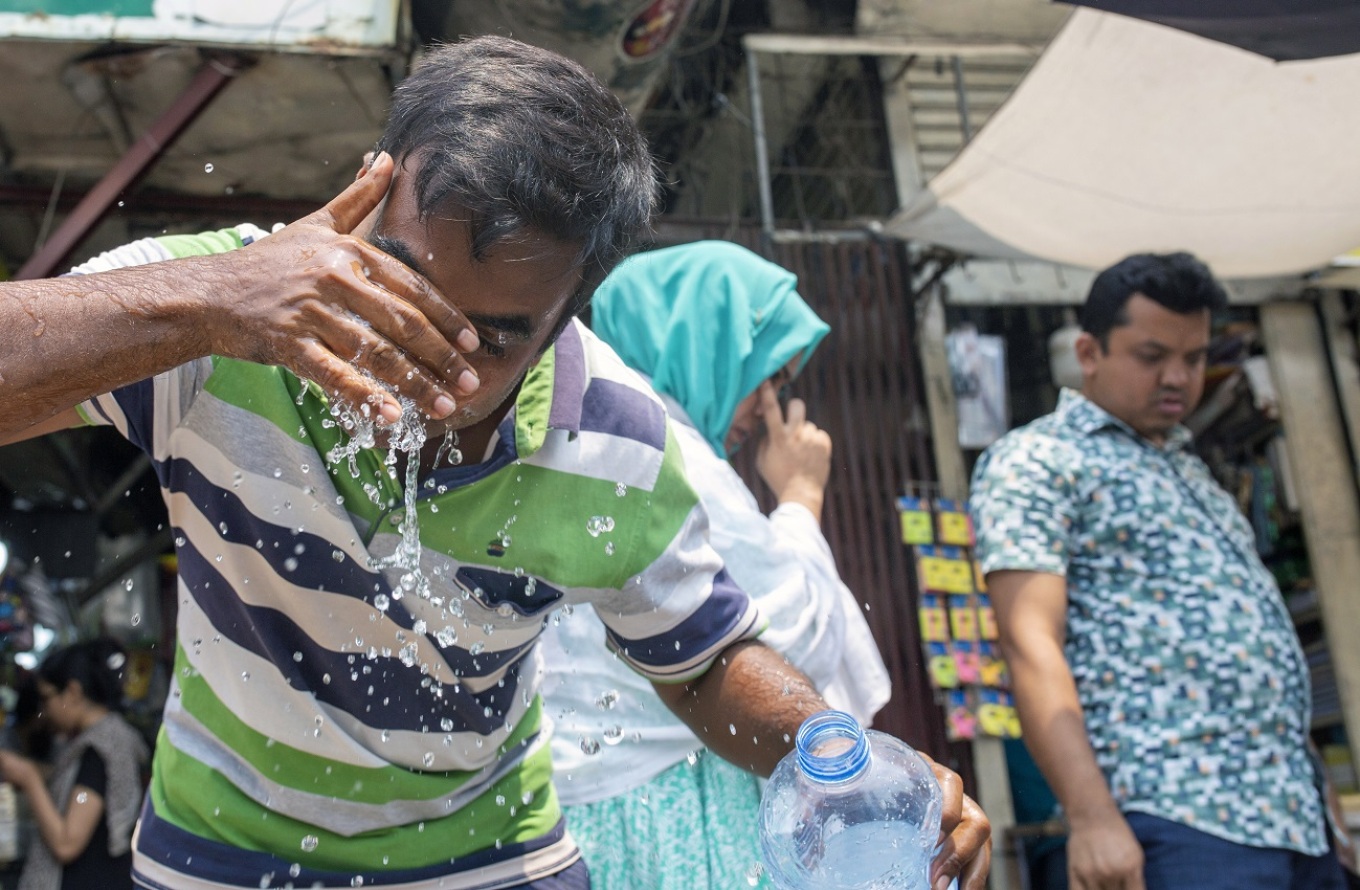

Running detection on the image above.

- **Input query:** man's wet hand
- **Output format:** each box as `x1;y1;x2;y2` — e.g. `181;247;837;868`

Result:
924;755;992;890
200;151;481;424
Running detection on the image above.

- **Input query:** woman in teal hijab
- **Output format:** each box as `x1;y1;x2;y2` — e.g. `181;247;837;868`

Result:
542;240;893;890
591;239;830;457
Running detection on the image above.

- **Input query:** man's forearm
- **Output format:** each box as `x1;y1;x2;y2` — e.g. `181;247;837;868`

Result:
1007;647;1121;827
654;640;825;777
0;261;216;439
0;152;487;444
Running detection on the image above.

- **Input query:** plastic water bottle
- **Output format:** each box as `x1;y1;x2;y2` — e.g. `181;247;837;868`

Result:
758;710;944;890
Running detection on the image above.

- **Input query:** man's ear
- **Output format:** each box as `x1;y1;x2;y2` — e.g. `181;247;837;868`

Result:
355;151;377;181
1074;331;1102;377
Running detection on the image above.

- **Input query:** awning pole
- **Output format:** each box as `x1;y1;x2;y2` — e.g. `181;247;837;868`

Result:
745;45;777;240
951;55;973;143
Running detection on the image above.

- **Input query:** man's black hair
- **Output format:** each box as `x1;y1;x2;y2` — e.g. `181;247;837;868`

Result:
1081;252;1228;349
376;36;659;320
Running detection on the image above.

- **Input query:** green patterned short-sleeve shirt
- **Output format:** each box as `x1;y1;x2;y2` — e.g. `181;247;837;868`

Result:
970;389;1325;855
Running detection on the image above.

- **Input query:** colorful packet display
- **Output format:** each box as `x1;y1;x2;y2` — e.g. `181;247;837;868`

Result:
976;689;1022;739
900;491;1019;739
916;545;975;595
935;497;976;547
918;594;950;643
897;495;935;546
946;689;978;741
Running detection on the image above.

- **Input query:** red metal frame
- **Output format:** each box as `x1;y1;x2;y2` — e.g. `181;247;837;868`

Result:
15;54;249;280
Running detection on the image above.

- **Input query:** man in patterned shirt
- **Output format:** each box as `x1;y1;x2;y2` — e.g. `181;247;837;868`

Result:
970;253;1348;889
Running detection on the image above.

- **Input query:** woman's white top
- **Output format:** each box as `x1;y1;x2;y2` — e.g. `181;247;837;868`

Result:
541;398;892;807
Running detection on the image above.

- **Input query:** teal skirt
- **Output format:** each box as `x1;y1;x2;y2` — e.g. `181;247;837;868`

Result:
563;750;772;889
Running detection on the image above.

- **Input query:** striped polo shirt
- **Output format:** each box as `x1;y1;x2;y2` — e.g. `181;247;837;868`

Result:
72;228;764;889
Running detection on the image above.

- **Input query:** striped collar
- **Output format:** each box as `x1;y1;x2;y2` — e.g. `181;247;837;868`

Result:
509;319;587;459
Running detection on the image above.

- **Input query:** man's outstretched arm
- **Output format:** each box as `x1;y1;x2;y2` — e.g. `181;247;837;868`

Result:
0;152;482;444
654;639;992;890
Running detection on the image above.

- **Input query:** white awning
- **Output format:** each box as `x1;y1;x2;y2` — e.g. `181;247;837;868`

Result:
885;8;1360;279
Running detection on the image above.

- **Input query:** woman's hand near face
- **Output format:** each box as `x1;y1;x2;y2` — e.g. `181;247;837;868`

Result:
754;382;832;521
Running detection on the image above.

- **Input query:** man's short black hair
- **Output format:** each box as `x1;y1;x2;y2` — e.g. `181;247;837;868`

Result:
1081;252;1228;348
376;35;659;317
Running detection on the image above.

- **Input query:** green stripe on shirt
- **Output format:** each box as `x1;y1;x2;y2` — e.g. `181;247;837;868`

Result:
151;730;561;871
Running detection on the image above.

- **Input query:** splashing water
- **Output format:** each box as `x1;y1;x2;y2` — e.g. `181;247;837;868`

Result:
326;391;431;600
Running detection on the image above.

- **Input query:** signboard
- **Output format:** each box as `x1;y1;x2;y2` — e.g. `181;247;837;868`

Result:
0;0;399;52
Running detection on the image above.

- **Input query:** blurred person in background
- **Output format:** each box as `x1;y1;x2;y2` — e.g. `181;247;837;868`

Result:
0;637;148;890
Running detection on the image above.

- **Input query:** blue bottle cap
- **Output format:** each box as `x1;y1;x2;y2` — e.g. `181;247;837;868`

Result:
795;709;870;783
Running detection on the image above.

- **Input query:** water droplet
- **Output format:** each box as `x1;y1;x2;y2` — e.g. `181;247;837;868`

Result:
586;515;615;537
204;162;214;173
123;578;135;591
130;613;141;626
423;751;435;767
284;557;298;571
595;690;619;710
729;723;737;735
686;750;699;766
604;541;616;556
602;725;624;746
381;729;391;743
75;791;88;804
579;736;601;756
293;651;303;662
290;863;302;878
374;594;390;612
300;835;318;852
241;671;250;682
745;861;764;886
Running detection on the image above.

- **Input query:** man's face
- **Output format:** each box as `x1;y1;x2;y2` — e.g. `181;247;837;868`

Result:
1075;293;1210;445
355;159;583;436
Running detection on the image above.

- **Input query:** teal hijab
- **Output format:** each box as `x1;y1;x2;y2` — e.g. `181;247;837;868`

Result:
591;240;830;458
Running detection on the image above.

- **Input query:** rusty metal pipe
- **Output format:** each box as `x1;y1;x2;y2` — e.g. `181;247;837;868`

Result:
16;54;249;280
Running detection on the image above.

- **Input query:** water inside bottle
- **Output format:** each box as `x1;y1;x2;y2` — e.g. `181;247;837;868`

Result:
804;821;932;887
